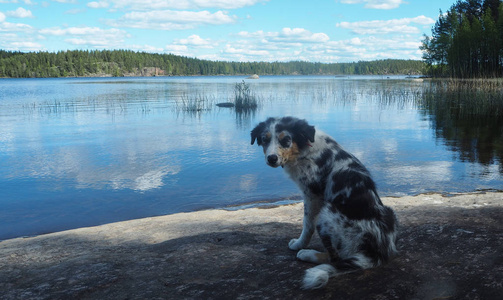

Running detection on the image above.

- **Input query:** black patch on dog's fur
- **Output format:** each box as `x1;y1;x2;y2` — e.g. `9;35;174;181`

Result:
334;149;352;161
325;137;338;146
330;189;379;220
250;117;275;146
315;149;333;168
359;232;385;265
334;258;362;271
307;181;325;196
380;206;398;234
331;168;375;194
320;235;338;262
275;117;315;149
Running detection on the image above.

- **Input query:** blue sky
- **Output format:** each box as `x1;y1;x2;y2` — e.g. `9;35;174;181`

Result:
0;0;454;62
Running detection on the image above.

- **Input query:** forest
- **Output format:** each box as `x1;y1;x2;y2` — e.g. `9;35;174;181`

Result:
0;49;424;78
421;0;503;77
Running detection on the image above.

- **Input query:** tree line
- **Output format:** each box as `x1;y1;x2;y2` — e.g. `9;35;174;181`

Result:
421;0;503;78
0;49;424;78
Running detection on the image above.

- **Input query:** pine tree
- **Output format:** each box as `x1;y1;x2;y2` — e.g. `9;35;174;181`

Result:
422;0;503;77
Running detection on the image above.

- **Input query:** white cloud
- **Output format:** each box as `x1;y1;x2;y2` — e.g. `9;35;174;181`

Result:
0;12;5;23
107;0;268;10
409;15;437;25
7;41;43;50
197;53;221;60
350;37;362;45
0;21;33;32
40;26;124;36
51;0;78;3
39;26;129;48
237;30;273;39
337;16;435;35
109;10;237;30
274;28;330;43
165;44;189;56
6;7;34;18
174;34;214;48
1;0;35;3
210;22;426;63
223;28;335;61
87;1;109;9
238;28;329;44
224;44;269;56
339;0;405;9
291;34;425;62
1;34;43;51
129;44;165;52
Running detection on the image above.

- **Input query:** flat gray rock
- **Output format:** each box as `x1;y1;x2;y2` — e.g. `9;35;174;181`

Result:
1;192;502;299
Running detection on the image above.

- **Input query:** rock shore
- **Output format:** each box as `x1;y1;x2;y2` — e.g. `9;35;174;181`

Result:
1;192;502;299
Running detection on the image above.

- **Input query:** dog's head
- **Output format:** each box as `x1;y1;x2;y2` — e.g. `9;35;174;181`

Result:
251;117;315;168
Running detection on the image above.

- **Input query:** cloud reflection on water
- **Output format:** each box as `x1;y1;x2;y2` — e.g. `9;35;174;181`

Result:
0;76;502;240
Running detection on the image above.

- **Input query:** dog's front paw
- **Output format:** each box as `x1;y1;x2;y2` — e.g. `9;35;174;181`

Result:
289;238;304;250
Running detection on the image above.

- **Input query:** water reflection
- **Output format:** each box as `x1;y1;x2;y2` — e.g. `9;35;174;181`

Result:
234;109;257;131
0;76;502;240
420;80;503;173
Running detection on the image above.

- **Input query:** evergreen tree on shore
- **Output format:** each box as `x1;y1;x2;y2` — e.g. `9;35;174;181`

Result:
421;0;503;77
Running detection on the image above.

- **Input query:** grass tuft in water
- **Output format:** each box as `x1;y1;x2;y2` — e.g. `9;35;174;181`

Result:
234;80;258;112
420;79;503;120
175;94;214;114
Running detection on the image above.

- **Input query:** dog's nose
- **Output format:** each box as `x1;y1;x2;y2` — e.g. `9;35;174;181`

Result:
267;154;279;165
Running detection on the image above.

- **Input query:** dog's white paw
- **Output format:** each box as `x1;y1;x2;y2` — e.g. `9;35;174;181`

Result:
296;249;317;263
297;249;330;264
289;238;304;250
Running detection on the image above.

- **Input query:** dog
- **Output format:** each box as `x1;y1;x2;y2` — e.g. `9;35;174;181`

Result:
251;116;398;289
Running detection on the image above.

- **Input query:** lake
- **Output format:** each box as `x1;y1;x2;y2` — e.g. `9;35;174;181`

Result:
0;75;502;240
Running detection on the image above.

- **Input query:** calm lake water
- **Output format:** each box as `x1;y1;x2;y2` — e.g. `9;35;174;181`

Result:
0;75;502;240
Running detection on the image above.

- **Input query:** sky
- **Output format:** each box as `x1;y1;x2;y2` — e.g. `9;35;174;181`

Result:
0;0;455;63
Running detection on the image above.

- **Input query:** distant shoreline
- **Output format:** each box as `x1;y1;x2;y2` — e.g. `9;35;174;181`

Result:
0;50;425;78
0;73;426;80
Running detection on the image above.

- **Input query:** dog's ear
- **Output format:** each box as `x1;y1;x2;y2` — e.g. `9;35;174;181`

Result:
302;123;316;143
293;119;315;146
251;122;265;145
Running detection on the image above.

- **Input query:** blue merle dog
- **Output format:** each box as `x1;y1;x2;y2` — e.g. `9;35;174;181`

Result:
251;117;398;289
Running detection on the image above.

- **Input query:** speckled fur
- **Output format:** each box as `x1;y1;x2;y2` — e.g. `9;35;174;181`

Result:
251;116;398;290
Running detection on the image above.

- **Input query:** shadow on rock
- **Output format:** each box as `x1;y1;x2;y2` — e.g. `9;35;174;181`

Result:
0;206;502;300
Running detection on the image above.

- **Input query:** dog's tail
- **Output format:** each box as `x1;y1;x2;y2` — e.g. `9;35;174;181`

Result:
301;264;337;289
301;257;369;290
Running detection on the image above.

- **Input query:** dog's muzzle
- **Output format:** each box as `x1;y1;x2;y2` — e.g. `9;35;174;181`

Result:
267;154;281;168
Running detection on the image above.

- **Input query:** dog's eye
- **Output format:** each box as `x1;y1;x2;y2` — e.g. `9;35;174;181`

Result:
280;136;291;147
261;135;271;144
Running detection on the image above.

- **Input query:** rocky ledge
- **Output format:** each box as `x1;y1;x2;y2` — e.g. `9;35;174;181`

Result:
0;192;502;299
